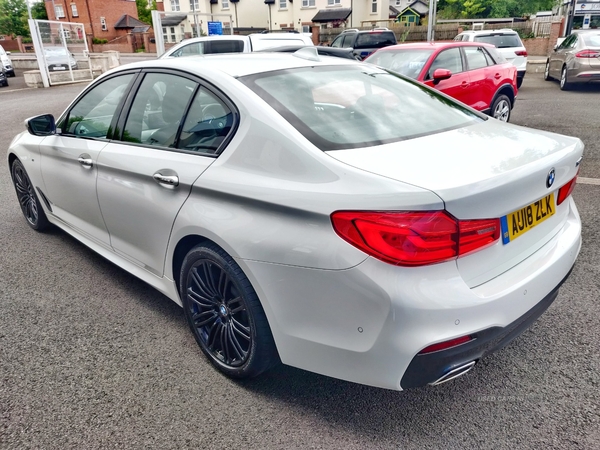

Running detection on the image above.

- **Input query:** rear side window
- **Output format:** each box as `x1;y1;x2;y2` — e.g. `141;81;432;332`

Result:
474;33;522;48
582;33;600;47
464;46;492;70
172;42;205;57
355;32;396;49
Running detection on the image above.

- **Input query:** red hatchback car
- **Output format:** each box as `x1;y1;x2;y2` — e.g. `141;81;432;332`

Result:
365;42;518;122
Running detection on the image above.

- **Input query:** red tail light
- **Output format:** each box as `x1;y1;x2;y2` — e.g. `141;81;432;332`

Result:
419;335;474;354
557;174;578;205
330;211;500;266
575;50;600;58
515;50;528;56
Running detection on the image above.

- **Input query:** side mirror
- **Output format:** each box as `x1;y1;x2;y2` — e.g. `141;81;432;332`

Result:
6;51;11;55
432;68;452;85
26;114;56;136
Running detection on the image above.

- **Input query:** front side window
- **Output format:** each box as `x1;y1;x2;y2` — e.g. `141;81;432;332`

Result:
121;73;196;148
62;74;135;139
427;47;463;78
240;66;481;151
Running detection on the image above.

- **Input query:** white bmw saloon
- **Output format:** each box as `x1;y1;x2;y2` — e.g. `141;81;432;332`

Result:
8;51;582;390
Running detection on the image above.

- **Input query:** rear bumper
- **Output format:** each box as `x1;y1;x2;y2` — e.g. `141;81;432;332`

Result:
400;266;572;389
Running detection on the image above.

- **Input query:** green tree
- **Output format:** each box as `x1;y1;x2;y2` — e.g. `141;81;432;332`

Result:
31;0;48;21
136;0;157;25
438;0;558;19
0;0;29;37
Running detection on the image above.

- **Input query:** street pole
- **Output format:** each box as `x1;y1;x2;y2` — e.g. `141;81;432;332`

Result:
427;0;435;41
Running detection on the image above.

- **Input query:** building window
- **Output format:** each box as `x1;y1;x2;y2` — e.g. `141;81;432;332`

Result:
170;27;176;42
395;0;401;5
147;0;153;6
222;0;229;9
371;0;377;13
70;4;78;17
302;25;311;33
191;0;200;10
279;0;287;9
327;0;341;5
170;0;180;11
302;0;315;6
101;17;108;31
54;5;65;18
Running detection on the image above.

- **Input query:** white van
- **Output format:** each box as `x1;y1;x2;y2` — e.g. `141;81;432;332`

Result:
159;32;314;59
0;45;15;77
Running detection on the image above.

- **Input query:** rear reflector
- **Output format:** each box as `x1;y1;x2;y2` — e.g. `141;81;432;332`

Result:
515;50;528;56
331;211;500;266
576;50;600;58
418;335;474;354
557;174;578;205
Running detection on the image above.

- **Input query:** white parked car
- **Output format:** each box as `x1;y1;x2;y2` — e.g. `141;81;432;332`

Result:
0;44;15;77
159;32;314;59
8;52;581;390
455;29;528;88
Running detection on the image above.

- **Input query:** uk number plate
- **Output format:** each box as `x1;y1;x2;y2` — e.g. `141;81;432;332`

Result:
501;193;555;244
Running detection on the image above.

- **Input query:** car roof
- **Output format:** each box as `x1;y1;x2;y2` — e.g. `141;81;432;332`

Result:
374;41;495;51
460;29;518;35
117;52;360;78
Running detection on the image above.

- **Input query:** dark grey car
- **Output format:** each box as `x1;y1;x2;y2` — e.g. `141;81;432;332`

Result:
329;28;397;60
544;30;600;90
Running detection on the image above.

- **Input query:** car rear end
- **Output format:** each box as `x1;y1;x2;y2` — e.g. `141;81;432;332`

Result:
572;31;600;82
353;29;397;60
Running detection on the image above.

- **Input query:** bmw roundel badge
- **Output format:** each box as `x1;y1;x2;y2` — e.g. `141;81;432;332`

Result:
547;168;556;188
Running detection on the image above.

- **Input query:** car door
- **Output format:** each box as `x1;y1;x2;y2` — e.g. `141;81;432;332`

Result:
462;46;498;111
38;72;137;246
550;34;576;77
423;47;471;106
96;71;237;275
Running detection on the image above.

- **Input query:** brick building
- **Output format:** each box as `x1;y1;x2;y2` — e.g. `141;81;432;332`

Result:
44;0;141;43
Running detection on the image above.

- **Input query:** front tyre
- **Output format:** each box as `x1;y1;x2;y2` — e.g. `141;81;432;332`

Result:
11;160;50;231
491;94;511;122
543;61;553;81
180;243;279;379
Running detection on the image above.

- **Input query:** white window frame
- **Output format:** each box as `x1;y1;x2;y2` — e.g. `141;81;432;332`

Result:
71;4;79;17
54;5;65;19
302;0;315;7
191;0;200;10
170;27;176;42
302;25;311;33
279;0;287;9
327;0;341;5
371;0;377;14
101;17;108;31
170;0;181;11
222;0;230;9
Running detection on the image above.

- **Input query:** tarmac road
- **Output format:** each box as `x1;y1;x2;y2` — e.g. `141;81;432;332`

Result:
1;70;599;449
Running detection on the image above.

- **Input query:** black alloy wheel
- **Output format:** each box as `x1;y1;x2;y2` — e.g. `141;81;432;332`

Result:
180;243;279;378
11;160;50;231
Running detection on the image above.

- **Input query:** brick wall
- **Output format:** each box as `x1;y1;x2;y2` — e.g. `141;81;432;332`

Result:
522;20;563;57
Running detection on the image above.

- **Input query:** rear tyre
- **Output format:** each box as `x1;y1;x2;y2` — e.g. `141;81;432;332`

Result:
560;66;570;91
11;160;50;231
544;61;553;81
491;94;511;122
180;242;279;379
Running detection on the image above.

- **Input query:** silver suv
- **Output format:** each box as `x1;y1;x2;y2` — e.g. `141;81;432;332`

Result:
455;29;528;88
330;28;397;60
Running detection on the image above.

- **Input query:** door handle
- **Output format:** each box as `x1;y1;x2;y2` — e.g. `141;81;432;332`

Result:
78;154;93;169
153;172;179;188
494;73;501;79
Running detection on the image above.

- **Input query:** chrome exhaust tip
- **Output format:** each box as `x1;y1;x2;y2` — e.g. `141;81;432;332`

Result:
429;361;476;386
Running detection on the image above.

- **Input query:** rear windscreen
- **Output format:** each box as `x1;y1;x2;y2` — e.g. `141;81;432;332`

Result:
209;40;245;54
474;34;522;48
355;33;396;49
582;33;600;47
